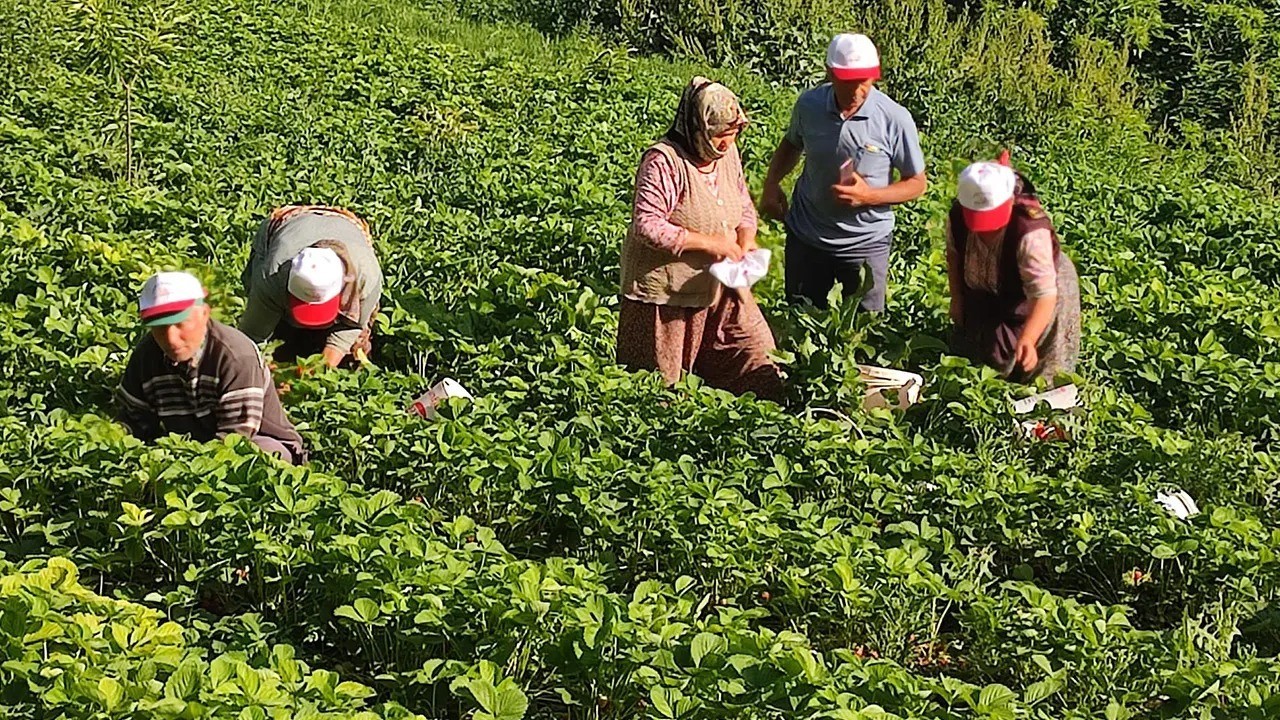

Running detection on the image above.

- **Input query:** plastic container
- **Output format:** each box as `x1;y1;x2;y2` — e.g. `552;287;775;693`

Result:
409;378;474;419
1018;420;1070;441
1156;490;1200;520
1012;384;1079;415
1013;384;1079;442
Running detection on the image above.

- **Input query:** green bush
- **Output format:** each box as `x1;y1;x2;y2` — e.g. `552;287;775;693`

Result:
449;0;1280;190
0;557;423;719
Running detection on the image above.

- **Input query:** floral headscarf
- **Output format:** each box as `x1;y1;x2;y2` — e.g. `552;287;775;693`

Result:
664;76;748;164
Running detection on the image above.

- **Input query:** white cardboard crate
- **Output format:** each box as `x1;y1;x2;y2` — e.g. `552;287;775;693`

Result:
858;365;923;411
1013;384;1080;442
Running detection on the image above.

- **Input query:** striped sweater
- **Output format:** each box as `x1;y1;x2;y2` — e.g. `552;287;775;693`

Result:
116;320;307;462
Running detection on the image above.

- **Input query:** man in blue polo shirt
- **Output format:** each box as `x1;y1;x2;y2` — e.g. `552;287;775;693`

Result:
761;33;927;312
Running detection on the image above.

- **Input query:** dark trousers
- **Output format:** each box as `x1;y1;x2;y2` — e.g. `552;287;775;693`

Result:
272;322;333;364
784;232;889;312
271;315;377;370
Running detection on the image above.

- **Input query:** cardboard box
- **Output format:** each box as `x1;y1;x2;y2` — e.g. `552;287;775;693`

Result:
1012;384;1079;415
858;365;923;411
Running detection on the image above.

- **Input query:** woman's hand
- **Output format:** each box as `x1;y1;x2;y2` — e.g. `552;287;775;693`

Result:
685;231;745;262
949;296;964;326
712;237;746;262
1014;337;1039;374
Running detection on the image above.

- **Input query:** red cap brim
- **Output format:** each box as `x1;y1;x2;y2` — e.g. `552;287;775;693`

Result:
140;298;198;320
962;198;1015;233
830;65;881;81
288;293;341;328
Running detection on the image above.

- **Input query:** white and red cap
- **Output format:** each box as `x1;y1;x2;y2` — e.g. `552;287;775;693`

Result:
957;151;1018;232
139;271;206;327
287;246;345;328
826;33;881;81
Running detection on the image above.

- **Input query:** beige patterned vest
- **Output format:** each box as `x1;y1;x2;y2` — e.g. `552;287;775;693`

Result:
620;141;745;307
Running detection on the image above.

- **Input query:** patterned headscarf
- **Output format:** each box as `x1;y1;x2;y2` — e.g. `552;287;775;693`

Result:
664;76;748;164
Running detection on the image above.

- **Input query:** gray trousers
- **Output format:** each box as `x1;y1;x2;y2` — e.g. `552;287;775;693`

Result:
251;435;301;465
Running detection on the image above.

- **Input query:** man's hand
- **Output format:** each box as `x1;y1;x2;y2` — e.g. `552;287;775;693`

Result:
832;172;877;207
762;138;801;221
949;296;964;326
760;183;789;221
1014;337;1040;374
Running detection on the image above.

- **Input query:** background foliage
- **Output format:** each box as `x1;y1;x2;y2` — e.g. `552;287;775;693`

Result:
453;0;1280;191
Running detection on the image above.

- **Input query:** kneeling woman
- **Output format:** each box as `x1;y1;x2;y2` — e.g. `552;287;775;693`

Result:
616;77;784;400
947;153;1081;383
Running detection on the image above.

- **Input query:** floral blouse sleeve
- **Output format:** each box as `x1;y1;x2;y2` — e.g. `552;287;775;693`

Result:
1018;228;1058;298
631;150;688;255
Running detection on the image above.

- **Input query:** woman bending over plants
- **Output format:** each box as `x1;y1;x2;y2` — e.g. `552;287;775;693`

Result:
946;153;1081;383
616;76;784;401
239;205;383;369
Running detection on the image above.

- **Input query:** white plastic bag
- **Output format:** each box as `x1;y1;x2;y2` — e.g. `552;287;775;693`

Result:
409;378;474;419
709;248;770;289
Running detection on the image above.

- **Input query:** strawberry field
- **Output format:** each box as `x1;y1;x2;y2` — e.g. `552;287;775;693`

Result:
3;0;1280;718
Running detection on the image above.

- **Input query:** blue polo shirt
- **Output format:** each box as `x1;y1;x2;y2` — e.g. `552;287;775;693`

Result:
784;85;925;259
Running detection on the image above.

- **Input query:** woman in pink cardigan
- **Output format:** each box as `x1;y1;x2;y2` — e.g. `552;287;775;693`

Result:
616;77;784;401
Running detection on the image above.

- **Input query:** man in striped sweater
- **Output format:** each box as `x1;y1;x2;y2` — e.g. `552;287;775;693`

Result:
116;271;308;465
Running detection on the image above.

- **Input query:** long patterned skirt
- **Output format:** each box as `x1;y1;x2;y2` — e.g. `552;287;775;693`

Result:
616;289;784;401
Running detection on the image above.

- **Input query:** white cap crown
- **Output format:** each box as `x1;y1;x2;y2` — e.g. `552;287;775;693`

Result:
826;33;880;74
139;271;204;315
288;247;345;303
957;162;1017;211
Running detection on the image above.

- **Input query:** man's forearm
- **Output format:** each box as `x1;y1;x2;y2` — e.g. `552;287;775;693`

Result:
765;140;802;188
866;173;927;206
